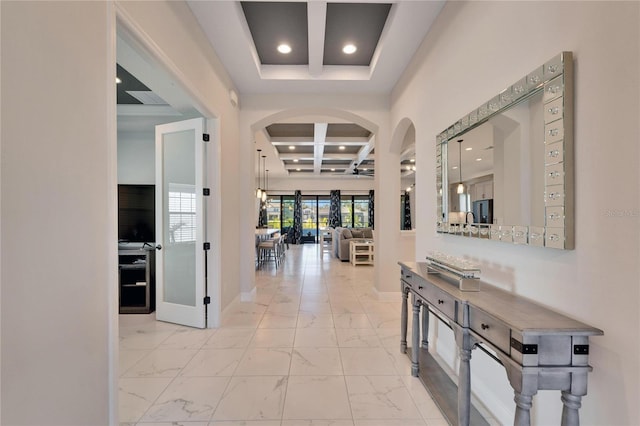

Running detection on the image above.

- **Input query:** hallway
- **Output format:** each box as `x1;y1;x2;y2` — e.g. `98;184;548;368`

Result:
119;244;448;425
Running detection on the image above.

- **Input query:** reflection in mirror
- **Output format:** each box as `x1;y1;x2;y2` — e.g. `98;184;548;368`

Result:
400;124;415;230
436;52;573;249
447;90;544;227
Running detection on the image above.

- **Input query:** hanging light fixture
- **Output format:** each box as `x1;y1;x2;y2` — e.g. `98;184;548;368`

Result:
261;155;267;202
457;139;465;194
264;169;270;206
256;149;263;199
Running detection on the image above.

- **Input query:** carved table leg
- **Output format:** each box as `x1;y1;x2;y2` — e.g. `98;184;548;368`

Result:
400;287;408;354
514;391;534;426
421;301;429;349
458;344;472;426
411;292;421;377
561;391;582;426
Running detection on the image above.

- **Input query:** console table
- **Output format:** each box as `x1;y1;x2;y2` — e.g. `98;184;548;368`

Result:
399;261;603;426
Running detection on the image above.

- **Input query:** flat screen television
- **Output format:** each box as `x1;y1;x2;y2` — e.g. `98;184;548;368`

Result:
118;184;155;243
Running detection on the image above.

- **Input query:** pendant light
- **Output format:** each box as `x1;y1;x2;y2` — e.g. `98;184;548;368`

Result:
256;149;262;199
456;139;465;194
261;155;267;202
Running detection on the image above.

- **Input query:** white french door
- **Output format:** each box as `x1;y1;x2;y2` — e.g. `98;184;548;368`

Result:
155;118;206;328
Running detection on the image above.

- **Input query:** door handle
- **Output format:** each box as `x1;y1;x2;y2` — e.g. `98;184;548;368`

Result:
155;244;162;251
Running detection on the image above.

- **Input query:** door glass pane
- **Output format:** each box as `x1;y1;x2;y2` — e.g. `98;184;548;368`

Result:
301;196;317;241
266;196;281;230
341;196;352;227
353;196;369;227
281;196;295;237
318;197;330;231
163;129;196;306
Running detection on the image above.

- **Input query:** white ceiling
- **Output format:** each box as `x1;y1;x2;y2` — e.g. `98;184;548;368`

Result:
187;1;445;95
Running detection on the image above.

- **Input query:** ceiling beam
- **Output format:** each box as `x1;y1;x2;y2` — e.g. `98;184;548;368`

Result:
313;122;328;174
349;135;376;172
307;2;326;77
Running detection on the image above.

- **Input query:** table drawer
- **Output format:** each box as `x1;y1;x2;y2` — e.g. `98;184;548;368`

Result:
425;286;457;321
469;306;511;355
400;271;419;291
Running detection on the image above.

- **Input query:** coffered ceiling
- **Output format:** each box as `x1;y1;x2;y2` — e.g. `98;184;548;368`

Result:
263;122;375;178
118;2;442;181
187;1;444;94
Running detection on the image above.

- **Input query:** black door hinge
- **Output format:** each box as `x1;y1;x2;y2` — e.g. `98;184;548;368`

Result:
203;133;210;142
203;188;210;196
203;296;211;305
203;242;211;251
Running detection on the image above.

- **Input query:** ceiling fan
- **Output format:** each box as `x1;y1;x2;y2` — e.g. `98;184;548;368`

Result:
351;167;374;177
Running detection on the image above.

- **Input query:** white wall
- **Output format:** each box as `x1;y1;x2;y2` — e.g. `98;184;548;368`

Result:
1;1;242;423
267;177;374;194
1;2;113;423
117;131;155;184
392;1;639;425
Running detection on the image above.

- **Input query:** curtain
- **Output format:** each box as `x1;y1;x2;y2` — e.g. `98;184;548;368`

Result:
258;200;268;228
368;189;375;229
403;192;412;230
329;190;342;228
293;190;302;244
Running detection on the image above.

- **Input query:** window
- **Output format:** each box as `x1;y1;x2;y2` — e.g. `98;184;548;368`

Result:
282;196;295;231
340;196;352;227
341;195;370;228
353;196;369;227
168;184;196;243
264;194;369;242
266;196;280;230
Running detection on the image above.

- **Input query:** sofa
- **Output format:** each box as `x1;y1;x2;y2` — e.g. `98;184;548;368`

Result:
332;227;374;261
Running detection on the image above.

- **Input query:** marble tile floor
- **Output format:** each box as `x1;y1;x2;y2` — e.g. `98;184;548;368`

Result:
119;244;451;426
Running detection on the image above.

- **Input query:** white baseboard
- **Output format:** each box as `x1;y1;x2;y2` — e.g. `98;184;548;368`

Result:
221;293;242;319
373;288;401;301
240;287;257;302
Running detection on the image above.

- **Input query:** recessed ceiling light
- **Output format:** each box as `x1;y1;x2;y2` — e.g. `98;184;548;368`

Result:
452;166;458;170
406;165;411;171
116;77;122;84
476;158;482;161
293;159;299;163
277;44;292;54
410;159;415;163
331;168;335;171
465;147;473;151
406;186;412;192
296;168;301;171
363;168;368;171
289;145;295;150
343;44;357;54
412;166;416;171
339;146;346;150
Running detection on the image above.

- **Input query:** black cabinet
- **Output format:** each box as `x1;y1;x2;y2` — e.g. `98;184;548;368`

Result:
119;247;155;314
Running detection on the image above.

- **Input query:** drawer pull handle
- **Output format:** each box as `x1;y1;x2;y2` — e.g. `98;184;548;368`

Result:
481;323;490;330
438;299;444;304
418;286;423;290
